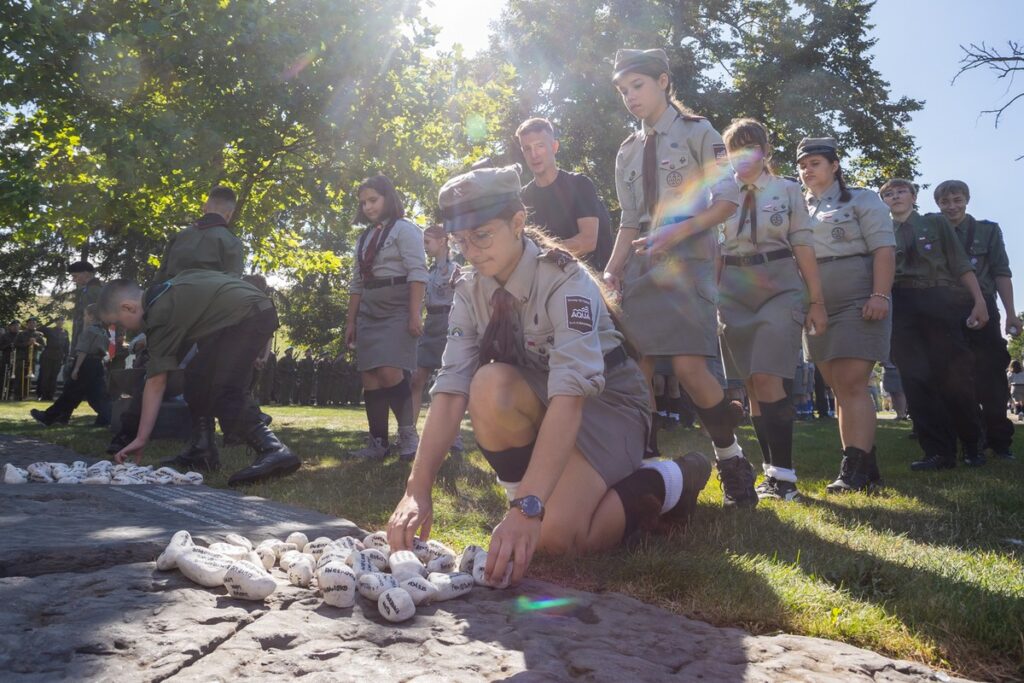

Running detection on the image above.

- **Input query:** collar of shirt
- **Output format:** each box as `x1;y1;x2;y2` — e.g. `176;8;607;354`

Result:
195;213;229;230
807;179;841;204
953;213;976;234
479;239;541;305
642;105;679;137
735;169;772;191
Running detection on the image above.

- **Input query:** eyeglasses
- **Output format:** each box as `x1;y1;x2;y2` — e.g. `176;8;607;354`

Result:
449;228;496;254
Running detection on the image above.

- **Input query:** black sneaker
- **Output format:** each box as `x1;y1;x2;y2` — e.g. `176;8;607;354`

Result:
910;454;956;471
30;409;54;426
992;448;1015;460
664;452;712;524
758;477;803;502
717;455;758;508
755;477;772;497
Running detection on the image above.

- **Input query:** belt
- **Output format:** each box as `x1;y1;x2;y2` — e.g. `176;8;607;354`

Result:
364;276;407;289
722;248;792;267
893;279;956;290
426;305;451;315
603;345;628;371
817;253;868;264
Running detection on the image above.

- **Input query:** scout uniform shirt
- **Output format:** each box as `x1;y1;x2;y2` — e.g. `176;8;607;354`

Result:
424;258;457;309
142;269;270;376
722;172;813;255
75;322;109;359
71;276;103;351
893;212;973;285
156;213;244;282
946;214;1012;298
615;106;738;246
805;181;895;257
348;219;429;295
433;239;623;399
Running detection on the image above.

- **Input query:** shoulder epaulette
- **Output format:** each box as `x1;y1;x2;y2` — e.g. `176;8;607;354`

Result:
680;114;706;122
538;248;578;271
783;175;800;183
978;219;998;226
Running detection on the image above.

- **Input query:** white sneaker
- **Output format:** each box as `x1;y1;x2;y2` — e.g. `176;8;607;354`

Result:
349;435;389;460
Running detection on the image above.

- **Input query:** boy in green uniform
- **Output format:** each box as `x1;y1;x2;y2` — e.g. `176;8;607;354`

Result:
881;179;988;470
98;270;300;485
31;305;111;425
932;180;1017;461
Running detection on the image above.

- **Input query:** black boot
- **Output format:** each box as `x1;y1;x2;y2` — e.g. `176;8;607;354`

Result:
861;446;883;489
962;439;986;467
227;423;301;486
160;416;220;472
910;453;956;471
826;447;871;493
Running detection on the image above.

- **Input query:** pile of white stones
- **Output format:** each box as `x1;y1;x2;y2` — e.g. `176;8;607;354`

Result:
3;460;203;486
157;529;513;623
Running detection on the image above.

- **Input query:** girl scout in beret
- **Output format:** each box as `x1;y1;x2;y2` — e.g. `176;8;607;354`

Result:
604;48;758;508
345;175;429;460
719;119;827;502
409;223;464;454
387;165;711;584
797;137;896;492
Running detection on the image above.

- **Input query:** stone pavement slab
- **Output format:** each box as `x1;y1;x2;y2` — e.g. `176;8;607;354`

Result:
0;435;973;682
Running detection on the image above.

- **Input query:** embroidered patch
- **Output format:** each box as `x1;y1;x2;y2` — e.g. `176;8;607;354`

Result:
667;170;683;187
565;295;594;334
713;143;728;165
449;327;463;337
770;212;784;227
830;227;846;241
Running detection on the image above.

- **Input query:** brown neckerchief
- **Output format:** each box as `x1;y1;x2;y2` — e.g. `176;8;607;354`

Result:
479;288;520;366
357;219;396;281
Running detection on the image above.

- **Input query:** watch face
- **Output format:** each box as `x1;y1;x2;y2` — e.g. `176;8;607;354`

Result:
516;495;544;518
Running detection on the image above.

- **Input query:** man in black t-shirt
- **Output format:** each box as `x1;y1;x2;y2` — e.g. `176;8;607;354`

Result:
517;117;613;270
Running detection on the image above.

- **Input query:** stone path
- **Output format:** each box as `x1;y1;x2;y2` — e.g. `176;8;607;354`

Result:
0;435;972;682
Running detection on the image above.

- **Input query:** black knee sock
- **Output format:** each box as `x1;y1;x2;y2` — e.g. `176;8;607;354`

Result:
760;397;795;471
647;412;660;454
611;468;665;541
384;377;414;427
695;397;740;448
363;388;389;441
751;415;771;465
478;442;534;483
654;393;667;413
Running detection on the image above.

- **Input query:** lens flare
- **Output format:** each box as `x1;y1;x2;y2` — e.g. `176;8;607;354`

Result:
514;595;578;614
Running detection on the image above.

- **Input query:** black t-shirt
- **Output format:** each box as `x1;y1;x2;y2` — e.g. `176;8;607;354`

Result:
521;170;613;271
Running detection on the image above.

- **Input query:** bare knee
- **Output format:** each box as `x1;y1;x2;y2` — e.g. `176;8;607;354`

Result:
468;363;522;416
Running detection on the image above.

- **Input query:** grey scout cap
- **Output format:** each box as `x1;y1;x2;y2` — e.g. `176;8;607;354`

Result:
613;48;670;81
796;137;839;162
439;164;522;233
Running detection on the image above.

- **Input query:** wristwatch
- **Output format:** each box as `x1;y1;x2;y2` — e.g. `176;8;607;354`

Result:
510;495;545;521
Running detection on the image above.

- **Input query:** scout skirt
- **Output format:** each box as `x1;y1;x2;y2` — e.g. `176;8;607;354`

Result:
806;254;891;363
620;238;719;357
416;310;449;370
719;256;805;379
503;357;651;493
356;282;417;372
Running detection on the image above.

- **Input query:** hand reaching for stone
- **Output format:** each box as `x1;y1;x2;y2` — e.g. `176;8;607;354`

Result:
387;489;433;551
485;509;540;586
114;438;146;465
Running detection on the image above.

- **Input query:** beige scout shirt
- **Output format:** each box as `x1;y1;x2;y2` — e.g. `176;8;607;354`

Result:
722;172;813;256
432;239;624;399
805;181;895;258
614;106;739;231
349;218;429;295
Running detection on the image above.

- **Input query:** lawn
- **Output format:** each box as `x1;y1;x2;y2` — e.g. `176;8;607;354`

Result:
1;400;1021;681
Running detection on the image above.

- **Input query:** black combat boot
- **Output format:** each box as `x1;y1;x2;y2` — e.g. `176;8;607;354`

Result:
160;415;221;472
826;446;870;493
227;423;301;486
861;446;883;489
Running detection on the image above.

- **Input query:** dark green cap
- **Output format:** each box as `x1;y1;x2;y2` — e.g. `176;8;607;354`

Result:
613;48;670;81
796;137;839;161
439;165;522;233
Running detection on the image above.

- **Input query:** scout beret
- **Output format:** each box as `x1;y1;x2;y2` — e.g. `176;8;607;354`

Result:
438;165;522;233
796;137;839;162
67;260;95;274
613;48;670;81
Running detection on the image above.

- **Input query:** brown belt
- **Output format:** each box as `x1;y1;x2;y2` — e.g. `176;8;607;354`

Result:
893;279;956;289
722;248;793;267
364;276;408;289
817;253;869;264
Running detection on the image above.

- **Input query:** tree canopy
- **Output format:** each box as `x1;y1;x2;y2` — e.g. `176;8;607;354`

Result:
1;0;922;331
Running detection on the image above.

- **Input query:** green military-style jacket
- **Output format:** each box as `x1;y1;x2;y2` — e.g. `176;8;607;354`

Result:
71;277;103;351
155;213;245;282
143;269;270;376
894;212;973;285
939;213;1012;298
75;323;109;358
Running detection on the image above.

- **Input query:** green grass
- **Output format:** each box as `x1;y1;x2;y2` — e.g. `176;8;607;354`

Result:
2;401;1022;681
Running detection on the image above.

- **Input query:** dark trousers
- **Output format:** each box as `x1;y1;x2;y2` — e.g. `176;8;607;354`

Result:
37;355;62;400
184;305;278;437
892;287;981;460
44;357;111;424
966;296;1014;451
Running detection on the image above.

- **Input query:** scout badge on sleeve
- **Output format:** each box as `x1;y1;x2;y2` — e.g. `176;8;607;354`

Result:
565;295;594;334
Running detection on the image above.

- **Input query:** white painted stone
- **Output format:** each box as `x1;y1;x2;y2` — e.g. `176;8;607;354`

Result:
357;572;399;601
155;530;194;571
288;556;315;587
317;561;357;608
285;532;308;550
399;576;439;606
177;547;236;587
223;560;276;601
378;587;416;622
3;464;28;484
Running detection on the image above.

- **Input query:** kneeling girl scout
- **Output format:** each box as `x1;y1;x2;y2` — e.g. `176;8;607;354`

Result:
387;166;711;584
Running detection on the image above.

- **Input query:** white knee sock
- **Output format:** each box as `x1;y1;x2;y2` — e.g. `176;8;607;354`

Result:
764;465;797;483
641;460;683;513
713;437;743;462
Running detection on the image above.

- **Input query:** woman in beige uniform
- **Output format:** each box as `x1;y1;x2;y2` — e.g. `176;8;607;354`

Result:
797;138;896;492
387;165;711;584
603;48;757;508
719;119;827;502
